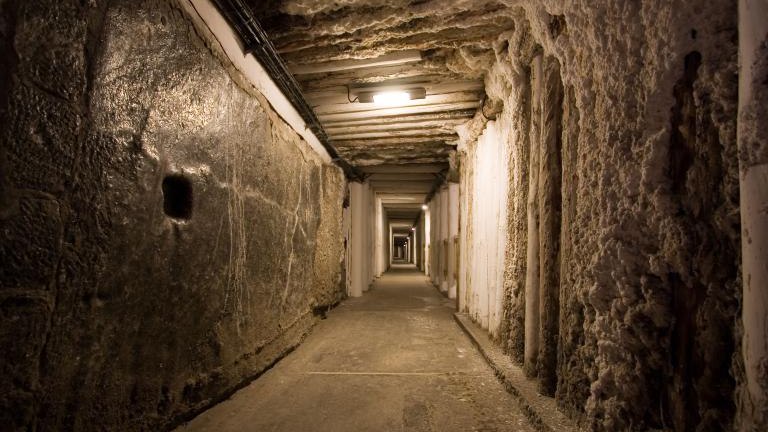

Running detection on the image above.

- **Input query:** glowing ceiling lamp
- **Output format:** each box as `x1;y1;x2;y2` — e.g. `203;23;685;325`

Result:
372;91;411;105
355;87;427;105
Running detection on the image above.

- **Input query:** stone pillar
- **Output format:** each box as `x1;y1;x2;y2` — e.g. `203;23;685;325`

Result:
739;0;768;429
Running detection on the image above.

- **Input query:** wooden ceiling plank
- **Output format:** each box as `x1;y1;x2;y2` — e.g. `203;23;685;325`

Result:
322;110;476;128
290;50;423;75
367;173;436;181
333;136;457;147
330;130;458;141
313;91;482;116
318;101;480;122
325;120;466;135
360;164;447;173
297;69;464;92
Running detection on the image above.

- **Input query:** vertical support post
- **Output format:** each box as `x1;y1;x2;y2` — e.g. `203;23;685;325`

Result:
364;182;374;291
524;54;543;377
441;186;450;293
349;182;365;297
375;196;383;277
738;1;768;429
448;183;460;299
424;207;431;276
388;224;393;267
537;56;563;396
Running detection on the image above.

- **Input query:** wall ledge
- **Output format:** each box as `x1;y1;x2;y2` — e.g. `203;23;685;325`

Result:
453;312;581;432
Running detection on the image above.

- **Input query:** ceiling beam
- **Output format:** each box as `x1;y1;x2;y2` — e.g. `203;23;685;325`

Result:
290;50;423;75
329;129;458;141
352;157;452;166
361;163;448;173
323;110;475;128
318;101;480;122
333;137;456;147
314;91;482;116
368;173;437;181
331;129;459;143
325;119;466;136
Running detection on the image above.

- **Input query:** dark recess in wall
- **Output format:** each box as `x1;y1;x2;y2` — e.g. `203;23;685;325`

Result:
663;49;739;431
162;174;193;220
668;51;701;195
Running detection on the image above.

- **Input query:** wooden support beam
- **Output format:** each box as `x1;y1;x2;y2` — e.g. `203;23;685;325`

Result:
319;101;480;122
314;91;482;116
322;110;476;128
330;130;458;141
290;50;423;75
361;164;448;173
333;136;457;147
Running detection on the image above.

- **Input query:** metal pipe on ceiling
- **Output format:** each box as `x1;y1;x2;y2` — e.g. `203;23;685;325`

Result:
210;0;362;181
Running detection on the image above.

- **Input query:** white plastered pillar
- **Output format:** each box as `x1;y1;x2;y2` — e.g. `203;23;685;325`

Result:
447;183;460;299
440;186;450;293
349;182;365;297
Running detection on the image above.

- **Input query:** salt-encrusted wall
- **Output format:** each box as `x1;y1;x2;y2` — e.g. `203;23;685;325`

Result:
0;0;346;430
456;0;741;430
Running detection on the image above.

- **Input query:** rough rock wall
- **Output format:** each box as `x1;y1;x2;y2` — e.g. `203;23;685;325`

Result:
0;0;345;430
312;165;347;311
457;0;741;430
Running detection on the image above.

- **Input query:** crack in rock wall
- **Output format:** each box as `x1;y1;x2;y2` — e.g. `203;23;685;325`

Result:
0;0;346;430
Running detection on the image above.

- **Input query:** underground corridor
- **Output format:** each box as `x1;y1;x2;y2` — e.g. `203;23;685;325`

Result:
0;1;767;431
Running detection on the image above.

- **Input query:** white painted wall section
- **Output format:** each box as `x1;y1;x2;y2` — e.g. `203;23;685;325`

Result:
459;119;510;336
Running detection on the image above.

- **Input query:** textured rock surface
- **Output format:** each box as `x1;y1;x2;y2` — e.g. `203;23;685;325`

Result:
0;0;749;431
0;0;345;430
453;0;741;430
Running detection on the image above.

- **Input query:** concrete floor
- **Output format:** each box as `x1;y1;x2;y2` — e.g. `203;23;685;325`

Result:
177;265;535;432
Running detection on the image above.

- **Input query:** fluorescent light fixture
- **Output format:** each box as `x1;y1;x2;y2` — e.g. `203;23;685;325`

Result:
356;87;427;104
372;91;410;105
